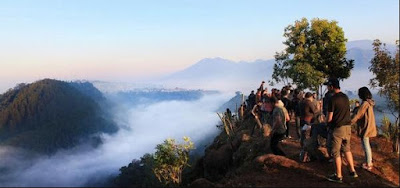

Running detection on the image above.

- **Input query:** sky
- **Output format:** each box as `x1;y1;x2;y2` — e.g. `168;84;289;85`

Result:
0;0;399;92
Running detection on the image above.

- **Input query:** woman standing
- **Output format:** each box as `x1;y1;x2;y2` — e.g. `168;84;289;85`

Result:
351;87;377;171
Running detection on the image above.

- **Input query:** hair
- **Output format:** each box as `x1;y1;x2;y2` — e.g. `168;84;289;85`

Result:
305;92;313;99
274;93;281;100
281;89;288;97
294;88;300;95
358;87;372;101
270;95;278;104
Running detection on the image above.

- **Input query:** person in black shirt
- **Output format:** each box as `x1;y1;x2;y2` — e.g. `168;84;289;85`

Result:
325;78;358;183
281;88;292;138
247;90;256;111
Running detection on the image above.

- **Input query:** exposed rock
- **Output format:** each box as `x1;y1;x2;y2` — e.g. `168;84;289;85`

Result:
203;144;233;181
255;154;300;169
189;178;215;188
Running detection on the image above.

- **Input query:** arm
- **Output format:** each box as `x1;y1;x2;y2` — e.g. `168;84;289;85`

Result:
351;102;368;124
284;108;290;122
251;105;258;118
326;97;333;124
327;112;333;123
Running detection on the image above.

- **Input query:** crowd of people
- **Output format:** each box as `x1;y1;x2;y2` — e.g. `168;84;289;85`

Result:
234;78;377;183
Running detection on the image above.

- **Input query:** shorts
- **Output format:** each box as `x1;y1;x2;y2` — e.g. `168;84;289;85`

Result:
331;125;351;158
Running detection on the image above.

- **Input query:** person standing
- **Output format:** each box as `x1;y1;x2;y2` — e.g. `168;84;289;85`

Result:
281;89;292;138
247;90;256;110
299;92;317;147
351;87;377;171
270;96;288;156
352;101;360;116
325;78;358;183
292;89;303;140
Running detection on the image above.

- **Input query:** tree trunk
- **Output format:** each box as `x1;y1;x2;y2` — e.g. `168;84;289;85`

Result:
393;119;399;154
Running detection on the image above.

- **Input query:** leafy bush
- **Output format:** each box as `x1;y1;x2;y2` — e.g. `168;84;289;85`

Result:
380;115;397;141
114;153;162;187
153;137;194;186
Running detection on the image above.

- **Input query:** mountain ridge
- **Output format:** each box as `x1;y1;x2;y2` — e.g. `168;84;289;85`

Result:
0;79;118;154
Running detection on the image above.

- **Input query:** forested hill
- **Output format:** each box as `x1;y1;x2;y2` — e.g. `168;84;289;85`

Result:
0;79;118;154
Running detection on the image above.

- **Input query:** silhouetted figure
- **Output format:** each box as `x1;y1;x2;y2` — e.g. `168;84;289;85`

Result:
247;90;256;111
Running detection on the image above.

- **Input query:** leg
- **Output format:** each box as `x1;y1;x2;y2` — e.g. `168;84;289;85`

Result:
362;137;373;166
295;116;301;139
334;156;342;178
342;126;356;174
331;128;343;178
327;129;333;156
271;133;286;156
344;151;356;173
286;121;290;137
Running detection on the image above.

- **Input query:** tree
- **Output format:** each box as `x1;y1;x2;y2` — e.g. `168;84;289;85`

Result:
369;39;399;153
153;137;194;186
273;18;354;95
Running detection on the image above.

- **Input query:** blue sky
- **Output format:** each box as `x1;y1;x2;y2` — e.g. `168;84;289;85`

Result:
0;0;399;92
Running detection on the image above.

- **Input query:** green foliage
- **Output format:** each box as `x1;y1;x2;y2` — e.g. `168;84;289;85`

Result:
349;98;359;106
380;115;397;141
0;79;118;154
369;39;399;114
114;153;163;187
273;18;354;92
153;137;194;186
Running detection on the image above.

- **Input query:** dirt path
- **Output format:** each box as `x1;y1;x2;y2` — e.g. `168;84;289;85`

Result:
215;121;399;187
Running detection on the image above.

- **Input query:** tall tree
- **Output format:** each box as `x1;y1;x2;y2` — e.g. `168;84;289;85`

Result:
273;18;354;95
369;39;399;153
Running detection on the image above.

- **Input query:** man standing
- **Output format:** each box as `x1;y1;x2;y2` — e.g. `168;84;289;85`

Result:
247;90;256;110
326;78;358;183
299;92;317;147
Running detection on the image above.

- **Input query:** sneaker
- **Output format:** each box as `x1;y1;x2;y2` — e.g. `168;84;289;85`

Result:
349;171;358;178
327;174;343;183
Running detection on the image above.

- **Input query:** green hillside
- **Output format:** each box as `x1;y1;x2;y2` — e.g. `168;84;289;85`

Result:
0;79;118;154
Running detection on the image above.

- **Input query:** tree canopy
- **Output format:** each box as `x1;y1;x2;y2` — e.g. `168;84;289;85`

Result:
0;79;118;153
369;39;399;114
272;18;354;92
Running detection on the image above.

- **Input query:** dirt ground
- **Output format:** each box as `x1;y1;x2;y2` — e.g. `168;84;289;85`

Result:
213;120;399;187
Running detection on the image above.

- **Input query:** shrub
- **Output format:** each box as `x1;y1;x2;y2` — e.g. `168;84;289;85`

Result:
153;137;194;186
380;115;396;141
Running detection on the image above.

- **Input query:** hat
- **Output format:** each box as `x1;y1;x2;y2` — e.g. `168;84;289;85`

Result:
324;78;340;88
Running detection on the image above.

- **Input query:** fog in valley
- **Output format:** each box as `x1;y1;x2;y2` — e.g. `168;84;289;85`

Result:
0;90;233;187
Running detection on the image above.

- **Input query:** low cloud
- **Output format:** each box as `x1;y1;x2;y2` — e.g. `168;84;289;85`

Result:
0;93;232;187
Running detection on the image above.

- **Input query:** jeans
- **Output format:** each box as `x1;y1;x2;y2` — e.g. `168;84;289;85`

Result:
362;137;373;165
310;123;328;149
326;129;333;156
271;133;286;156
295;116;301;139
285;121;290;137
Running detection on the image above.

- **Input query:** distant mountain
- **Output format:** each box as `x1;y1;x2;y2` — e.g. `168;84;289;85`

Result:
159;57;275;92
0;79;118;154
159;40;397;92
346;40;397;69
217;91;246;113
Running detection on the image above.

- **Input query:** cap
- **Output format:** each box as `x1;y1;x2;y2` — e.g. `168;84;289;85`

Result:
324;78;340;88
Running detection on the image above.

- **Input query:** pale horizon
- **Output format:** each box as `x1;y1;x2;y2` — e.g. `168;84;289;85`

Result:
1;0;399;93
